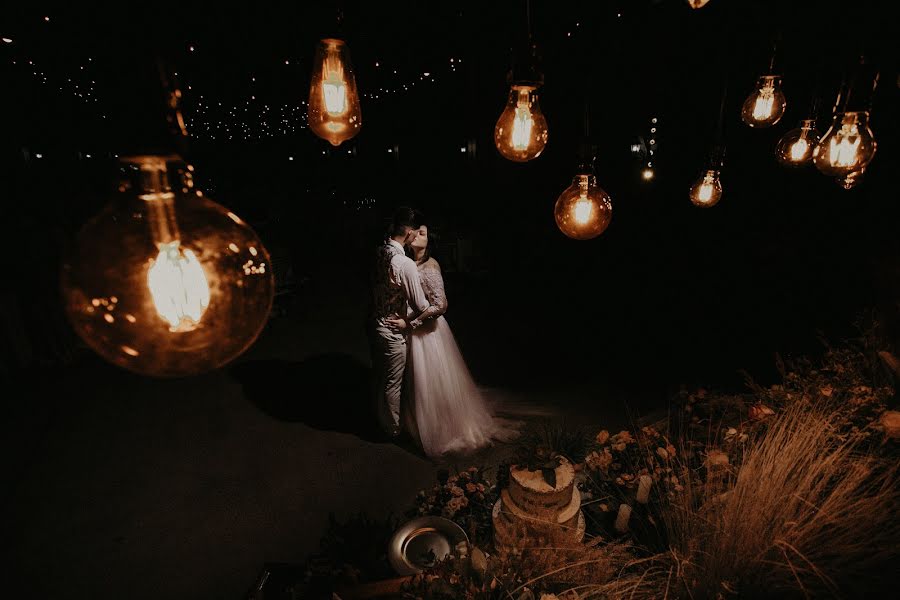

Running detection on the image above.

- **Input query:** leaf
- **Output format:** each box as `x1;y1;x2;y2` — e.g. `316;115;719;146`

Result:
471;546;487;574
541;467;557;488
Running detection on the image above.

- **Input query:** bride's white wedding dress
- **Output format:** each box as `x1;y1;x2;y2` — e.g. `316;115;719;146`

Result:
403;258;518;457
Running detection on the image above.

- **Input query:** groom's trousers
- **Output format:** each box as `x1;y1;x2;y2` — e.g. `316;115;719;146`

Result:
369;323;407;435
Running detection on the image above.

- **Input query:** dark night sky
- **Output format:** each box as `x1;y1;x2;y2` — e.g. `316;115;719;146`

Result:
3;0;898;391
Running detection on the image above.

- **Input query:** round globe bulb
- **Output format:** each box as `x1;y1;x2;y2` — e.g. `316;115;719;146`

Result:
775;119;820;167
61;156;274;377
689;169;723;207
812;111;877;177
494;85;549;162
741;75;787;128
554;173;612;240
308;38;362;146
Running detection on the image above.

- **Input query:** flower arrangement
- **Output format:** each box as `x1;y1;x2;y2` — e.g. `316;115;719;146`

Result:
408;466;497;548
312;318;899;599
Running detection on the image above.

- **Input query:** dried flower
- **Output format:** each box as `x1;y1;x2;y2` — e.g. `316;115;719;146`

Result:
596;429;610;445
879;410;900;439
611;430;635;445
450;486;465;497
465;483;477;493
749;403;776;421
585;448;613;472
706;449;730;467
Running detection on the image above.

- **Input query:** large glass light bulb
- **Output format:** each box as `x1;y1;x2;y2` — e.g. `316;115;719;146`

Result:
494;85;549;162
308;38;362;146
741;75;786;128
554;173;612;240
61;156;274;377
775;119;820;167
812;111;877;177
689;169;723;207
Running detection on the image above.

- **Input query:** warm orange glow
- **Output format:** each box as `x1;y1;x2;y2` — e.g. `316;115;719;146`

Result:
308;38;362;146
322;58;348;115
642;168;655;180
752;92;775;120
61;155;275;377
741;75;786;128
686;0;712;7
573;196;593;224
148;241;210;331
830;128;861;167
554;173;612;240
789;138;809;161
511;92;535;150
776;119;819;167
813;111;877;177
689;169;723;207
495;85;549;162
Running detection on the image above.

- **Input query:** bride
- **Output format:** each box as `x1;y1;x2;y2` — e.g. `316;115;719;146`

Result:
386;224;517;457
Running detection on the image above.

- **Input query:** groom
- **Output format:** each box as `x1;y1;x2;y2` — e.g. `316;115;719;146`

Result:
369;206;431;439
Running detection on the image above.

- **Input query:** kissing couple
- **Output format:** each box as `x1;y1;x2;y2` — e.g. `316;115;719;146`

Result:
368;207;517;458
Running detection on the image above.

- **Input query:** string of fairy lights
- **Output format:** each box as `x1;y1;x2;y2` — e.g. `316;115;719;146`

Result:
5;42;107;119
2;21;464;142
181;56;461;142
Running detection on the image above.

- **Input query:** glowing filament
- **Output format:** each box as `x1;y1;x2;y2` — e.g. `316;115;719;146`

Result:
148;241;210;331
511;91;534;150
830;124;861;167
697;183;714;203
574;195;593;224
752;86;775;120
322;58;348;115
789;138;809;161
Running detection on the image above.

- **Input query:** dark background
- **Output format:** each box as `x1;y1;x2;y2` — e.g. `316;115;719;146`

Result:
3;0;898;393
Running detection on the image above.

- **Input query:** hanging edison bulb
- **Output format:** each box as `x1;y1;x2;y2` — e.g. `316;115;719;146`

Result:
689;169;723;207
686;0;713;8
308;38;362;146
495;85;549;162
836;166;866;189
554;172;612;240
812;111;877;177
775;119;820;167
741;75;787;128
61;156;274;377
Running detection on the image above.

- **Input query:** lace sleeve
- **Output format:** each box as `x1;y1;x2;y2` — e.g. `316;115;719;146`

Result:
410;261;448;328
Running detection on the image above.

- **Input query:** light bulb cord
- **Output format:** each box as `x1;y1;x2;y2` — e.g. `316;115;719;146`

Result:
867;69;880;113
841;55;871;113
768;38;777;73
525;0;532;43
714;73;728;152
156;58;190;159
